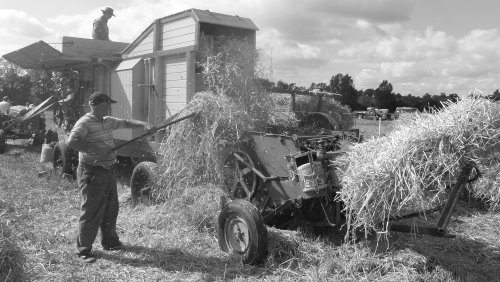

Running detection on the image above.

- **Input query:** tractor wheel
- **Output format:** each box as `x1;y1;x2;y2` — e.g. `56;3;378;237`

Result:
218;199;268;265
130;161;158;206
53;142;76;178
45;128;59;144
223;151;258;201
0;129;6;154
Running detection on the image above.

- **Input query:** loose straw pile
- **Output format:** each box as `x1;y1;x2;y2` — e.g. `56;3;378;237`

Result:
338;97;500;239
155;91;297;201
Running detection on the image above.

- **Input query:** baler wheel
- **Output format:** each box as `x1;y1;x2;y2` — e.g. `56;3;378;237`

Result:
218;200;268;265
224;151;258;201
130;161;158;206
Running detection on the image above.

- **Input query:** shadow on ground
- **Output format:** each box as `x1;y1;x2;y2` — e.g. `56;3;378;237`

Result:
96;244;262;280
378;207;500;282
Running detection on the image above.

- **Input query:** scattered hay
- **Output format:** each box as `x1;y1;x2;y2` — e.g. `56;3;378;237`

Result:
177;184;227;232
0;200;25;282
338;97;500;239
266;227;325;268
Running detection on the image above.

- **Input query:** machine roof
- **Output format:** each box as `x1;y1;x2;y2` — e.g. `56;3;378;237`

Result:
2;41;89;70
121;9;258;55
190;8;258;31
3;37;129;71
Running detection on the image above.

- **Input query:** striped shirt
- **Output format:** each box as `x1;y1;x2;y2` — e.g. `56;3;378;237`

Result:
71;113;126;168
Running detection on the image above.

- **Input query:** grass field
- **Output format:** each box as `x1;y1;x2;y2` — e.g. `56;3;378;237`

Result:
352;117;394;140
0;116;499;281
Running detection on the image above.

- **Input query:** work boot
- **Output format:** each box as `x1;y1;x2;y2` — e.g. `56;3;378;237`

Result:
77;251;96;263
102;241;124;251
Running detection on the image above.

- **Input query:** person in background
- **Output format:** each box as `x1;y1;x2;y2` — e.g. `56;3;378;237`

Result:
92;6;115;40
0;96;12;114
68;92;154;263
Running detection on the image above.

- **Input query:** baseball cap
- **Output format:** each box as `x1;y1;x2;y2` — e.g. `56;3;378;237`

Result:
89;92;116;106
102;7;115;17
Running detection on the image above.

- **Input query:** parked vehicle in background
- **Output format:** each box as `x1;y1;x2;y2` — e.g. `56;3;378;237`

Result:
375;109;390;120
365;107;390;120
0;101;50;153
352;110;366;119
394;107;418;119
365;107;378;120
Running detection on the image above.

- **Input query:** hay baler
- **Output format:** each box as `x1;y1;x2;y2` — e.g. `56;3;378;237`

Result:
217;130;353;264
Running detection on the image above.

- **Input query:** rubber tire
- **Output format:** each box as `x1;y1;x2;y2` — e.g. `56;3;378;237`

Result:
53;142;76;177
218;199;268;265
130;161;158;205
45;128;59;144
0;129;6;154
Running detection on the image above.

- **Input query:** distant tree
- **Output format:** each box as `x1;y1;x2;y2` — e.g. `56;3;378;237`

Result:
0;59;32;105
255;77;275;92
27;69;56;104
329;73;358;109
310;82;328;91
490;89;500;101
357;94;375;108
374;80;396;110
364;88;375;98
448;93;459;102
275;80;296;93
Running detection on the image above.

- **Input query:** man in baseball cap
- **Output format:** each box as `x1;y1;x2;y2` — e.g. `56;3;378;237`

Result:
68;91;153;263
88;92;117;106
92;7;115;40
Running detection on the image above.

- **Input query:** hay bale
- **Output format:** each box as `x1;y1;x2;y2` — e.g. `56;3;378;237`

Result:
470;161;500;211
338;97;500;239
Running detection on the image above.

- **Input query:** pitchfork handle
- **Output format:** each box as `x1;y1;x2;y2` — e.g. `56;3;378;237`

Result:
110;110;198;152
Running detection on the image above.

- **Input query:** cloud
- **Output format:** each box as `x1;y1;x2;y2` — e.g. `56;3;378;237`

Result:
0;9;56;56
339;27;457;62
316;0;412;23
248;0;413;87
0;9;53;39
338;25;500;94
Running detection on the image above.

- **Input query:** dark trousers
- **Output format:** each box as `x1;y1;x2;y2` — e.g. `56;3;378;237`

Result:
76;163;120;253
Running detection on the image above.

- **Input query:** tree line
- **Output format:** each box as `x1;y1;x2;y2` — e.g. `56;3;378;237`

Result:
263;73;493;112
0;57;497;113
0;59;56;106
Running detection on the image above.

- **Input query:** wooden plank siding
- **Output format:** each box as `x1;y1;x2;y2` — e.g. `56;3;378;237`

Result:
111;69;134;140
161;17;196;51
110;59;145;140
162;56;187;119
123;30;154;58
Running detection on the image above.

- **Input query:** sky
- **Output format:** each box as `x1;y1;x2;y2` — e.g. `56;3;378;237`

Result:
1;0;499;96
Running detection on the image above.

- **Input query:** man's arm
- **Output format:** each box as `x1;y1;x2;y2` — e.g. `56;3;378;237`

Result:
123;119;154;130
67;132;109;156
108;117;155;132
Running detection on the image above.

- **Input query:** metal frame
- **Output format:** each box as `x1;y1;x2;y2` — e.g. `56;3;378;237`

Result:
390;163;478;237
